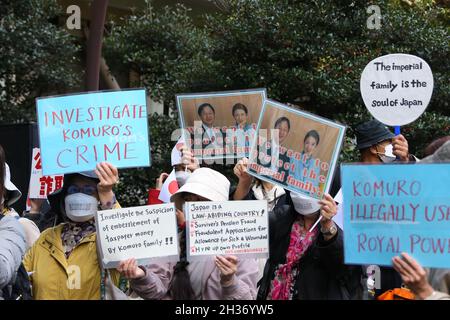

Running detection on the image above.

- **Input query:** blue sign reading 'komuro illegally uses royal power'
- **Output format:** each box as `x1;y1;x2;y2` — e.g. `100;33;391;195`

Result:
36;89;151;175
342;163;450;269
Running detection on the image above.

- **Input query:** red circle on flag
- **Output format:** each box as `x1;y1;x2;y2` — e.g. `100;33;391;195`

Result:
168;180;179;194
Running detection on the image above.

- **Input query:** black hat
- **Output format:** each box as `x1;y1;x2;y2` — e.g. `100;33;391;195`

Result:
47;171;100;221
355;119;395;150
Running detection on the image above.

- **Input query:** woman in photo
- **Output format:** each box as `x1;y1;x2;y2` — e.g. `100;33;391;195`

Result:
257;117;291;184
289;130;321;193
232;103;255;157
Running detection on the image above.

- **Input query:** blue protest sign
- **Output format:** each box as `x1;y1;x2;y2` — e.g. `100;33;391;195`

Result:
36;89;151;175
342;163;450;268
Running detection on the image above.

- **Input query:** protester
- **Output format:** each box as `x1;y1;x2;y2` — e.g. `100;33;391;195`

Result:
23;162;125;300
289;130;321;192
233;157;288;207
392;140;450;300
392;253;449;300
232;157;291;280
0;145;40;248
117;168;259;300
257;192;363;300
148;145;199;204
0;146;28;300
2;163;40;248
355;119;416;163
423;136;450;158
350;119;419;298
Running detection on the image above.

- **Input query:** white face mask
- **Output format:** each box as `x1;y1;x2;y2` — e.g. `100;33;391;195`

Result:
378;144;396;163
175;170;191;187
290;192;321;216
64;193;98;222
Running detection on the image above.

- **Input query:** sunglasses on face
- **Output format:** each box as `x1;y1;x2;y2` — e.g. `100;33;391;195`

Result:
66;185;97;196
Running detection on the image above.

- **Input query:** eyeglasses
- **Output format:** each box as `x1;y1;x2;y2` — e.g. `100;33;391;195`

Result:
66;185;97;196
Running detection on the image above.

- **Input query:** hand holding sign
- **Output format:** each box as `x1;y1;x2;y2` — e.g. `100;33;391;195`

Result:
155;173;169;190
95;162;119;208
215;255;238;286
176;209;185;228
180;145;199;171
392;134;410;161
318;194;337;221
117;258;145;280
392;253;434;299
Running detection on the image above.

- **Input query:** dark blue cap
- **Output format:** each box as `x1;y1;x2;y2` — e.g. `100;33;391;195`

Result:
355;119;395;150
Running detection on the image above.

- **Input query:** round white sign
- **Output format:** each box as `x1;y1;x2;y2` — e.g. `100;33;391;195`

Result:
360;53;434;126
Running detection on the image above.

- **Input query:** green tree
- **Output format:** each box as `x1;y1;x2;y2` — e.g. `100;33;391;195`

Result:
106;1;449;205
104;4;220;109
0;0;81;123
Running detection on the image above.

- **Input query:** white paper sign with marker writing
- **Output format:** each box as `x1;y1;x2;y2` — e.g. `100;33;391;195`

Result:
360;54;433;126
186;200;269;261
95;204;179;268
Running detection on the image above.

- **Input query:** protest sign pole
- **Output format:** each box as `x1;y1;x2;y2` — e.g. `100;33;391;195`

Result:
394;126;401;135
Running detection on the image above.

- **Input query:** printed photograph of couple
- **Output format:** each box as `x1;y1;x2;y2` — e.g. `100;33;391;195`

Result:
248;100;346;200
176;89;266;159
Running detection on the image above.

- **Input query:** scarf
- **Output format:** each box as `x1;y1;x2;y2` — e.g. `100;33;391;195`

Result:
268;217;317;300
61;220;96;258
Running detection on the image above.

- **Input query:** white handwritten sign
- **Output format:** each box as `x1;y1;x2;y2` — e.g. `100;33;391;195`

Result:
29;148;64;199
360;54;433;126
186;200;269;261
95;204;179;268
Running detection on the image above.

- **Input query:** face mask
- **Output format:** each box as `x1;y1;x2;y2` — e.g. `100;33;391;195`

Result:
175;170;191;187
64;193;98;222
290;192;321;216
377;144;396;163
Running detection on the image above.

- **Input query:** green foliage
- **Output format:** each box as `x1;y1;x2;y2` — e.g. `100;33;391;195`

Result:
115;113;178;206
104;4;220;108
0;0;81;123
206;0;449;117
105;1;448;206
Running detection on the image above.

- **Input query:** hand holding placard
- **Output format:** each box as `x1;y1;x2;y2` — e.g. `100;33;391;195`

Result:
95;162;119;208
117;258;145;280
215;255;238;286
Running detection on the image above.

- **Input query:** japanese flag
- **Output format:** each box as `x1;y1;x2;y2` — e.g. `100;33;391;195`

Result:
158;169;179;203
171;136;186;166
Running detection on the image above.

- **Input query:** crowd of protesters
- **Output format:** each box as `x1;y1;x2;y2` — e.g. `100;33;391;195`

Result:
1;119;449;301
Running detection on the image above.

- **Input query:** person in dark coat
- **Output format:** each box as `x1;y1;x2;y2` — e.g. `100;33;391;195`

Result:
257;192;363;300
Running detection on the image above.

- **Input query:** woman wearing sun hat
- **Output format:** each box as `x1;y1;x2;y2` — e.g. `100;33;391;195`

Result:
117;167;259;300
